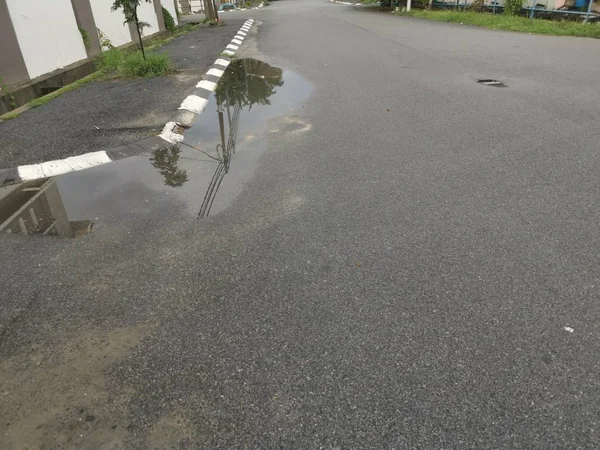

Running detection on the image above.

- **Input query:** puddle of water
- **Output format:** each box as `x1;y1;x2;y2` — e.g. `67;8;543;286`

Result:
0;59;313;238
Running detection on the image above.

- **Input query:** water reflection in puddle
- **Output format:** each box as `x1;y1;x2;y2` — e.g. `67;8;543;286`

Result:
0;59;312;238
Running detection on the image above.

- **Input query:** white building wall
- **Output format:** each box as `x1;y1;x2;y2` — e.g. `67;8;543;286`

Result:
137;1;161;37
90;0;133;48
190;0;204;12
6;0;88;80
161;0;180;25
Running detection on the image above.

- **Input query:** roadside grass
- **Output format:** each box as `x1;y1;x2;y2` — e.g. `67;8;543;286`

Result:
119;51;175;77
0;24;195;120
396;10;600;38
97;49;175;77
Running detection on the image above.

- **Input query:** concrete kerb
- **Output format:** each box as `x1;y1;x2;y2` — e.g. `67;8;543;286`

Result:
222;2;264;11
0;19;256;187
329;0;362;5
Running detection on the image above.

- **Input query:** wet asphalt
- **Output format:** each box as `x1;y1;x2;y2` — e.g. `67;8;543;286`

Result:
2;1;600;448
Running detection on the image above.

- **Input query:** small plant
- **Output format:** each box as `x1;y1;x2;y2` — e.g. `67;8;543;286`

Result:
162;7;176;34
120;51;174;77
0;74;17;110
97;28;115;50
504;0;523;16
79;27;91;51
97;48;124;73
0;74;7;96
112;0;153;59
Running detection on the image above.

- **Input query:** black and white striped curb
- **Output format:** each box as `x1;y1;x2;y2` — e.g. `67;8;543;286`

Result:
223;1;264;11
329;0;362;5
0;19;256;187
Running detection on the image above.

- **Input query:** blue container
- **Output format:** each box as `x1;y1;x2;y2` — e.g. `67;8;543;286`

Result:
575;0;587;7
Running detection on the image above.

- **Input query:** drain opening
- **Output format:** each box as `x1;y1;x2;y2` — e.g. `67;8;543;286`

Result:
477;79;507;87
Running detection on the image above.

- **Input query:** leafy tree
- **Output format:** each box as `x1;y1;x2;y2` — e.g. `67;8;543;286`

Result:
150;145;188;187
111;0;153;59
215;59;284;109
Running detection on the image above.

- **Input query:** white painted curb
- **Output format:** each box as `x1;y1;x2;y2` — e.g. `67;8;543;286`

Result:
17;152;112;182
161;20;256;143
10;20;258;183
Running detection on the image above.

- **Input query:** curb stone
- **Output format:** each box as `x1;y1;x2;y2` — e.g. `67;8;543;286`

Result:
0;19;256;187
223;1;264;11
329;0;363;5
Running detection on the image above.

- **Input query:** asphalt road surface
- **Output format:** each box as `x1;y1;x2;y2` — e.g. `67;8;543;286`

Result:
2;1;600;448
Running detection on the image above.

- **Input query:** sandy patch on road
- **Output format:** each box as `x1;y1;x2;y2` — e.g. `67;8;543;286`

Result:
0;323;152;450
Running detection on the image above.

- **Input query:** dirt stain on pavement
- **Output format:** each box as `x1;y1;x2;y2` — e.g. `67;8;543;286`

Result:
146;410;198;449
0;323;153;450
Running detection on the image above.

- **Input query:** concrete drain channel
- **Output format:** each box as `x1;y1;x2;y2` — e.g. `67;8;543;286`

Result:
477;79;507;87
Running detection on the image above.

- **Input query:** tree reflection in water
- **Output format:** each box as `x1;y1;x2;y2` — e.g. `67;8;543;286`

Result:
150;59;284;216
198;59;283;218
215;58;284;110
150;144;189;187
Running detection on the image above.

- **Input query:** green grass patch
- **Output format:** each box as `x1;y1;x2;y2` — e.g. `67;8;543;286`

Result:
0;110;22;120
120;51;175;77
1;24;196;119
96;48;174;77
396;10;600;38
97;48;124;73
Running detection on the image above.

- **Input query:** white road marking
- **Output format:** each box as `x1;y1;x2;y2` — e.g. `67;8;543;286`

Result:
223;50;235;56
196;80;218;91
17;164;46;181
226;44;239;50
207;68;225;77
65;151;112;171
231;38;243;45
17;151;112;181
179;95;209;114
39;160;74;177
159;122;184;144
214;58;231;67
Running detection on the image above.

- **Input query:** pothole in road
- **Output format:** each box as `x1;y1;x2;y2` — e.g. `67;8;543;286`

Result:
477;79;507;87
0;59;313;238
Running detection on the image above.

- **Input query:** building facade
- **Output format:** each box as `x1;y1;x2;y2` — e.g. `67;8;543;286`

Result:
0;0;179;90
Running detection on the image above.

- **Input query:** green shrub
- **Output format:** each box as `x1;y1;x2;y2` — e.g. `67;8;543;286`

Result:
162;7;176;34
97;49;174;77
120;51;174;77
504;0;523;16
97;28;115;50
97;48;124;73
79;27;91;50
